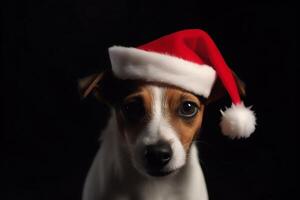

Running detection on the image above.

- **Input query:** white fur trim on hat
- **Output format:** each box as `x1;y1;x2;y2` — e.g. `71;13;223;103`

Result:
220;103;256;139
109;46;216;97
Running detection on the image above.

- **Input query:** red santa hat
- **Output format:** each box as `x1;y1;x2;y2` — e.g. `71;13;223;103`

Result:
108;29;256;139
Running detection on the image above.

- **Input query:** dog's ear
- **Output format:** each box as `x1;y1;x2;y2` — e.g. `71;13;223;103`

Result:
78;72;104;99
78;70;134;105
207;71;246;104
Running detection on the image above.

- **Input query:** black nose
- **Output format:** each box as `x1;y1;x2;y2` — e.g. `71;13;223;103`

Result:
144;143;172;170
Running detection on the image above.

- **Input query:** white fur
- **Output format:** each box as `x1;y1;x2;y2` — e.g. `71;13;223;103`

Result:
140;86;164;146
109;46;216;97
82;86;208;200
220;103;256;139
138;87;186;171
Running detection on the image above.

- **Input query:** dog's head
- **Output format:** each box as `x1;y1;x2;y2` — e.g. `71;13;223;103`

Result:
79;70;245;177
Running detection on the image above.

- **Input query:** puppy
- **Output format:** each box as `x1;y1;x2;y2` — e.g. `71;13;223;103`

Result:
79;70;245;200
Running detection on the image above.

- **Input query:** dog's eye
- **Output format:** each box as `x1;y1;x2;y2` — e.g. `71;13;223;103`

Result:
121;98;145;121
178;101;198;118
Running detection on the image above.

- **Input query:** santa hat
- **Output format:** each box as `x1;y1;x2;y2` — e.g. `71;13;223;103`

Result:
108;29;256;139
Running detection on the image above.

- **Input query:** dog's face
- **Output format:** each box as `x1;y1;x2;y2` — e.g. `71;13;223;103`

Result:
115;84;205;177
79;70;245;177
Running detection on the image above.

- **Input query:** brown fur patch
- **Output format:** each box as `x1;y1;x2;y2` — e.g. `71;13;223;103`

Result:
164;88;205;151
115;85;154;144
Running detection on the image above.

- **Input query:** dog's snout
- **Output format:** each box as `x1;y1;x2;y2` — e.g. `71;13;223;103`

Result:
144;143;172;170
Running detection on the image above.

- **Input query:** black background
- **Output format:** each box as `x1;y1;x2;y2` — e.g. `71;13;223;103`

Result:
2;1;298;200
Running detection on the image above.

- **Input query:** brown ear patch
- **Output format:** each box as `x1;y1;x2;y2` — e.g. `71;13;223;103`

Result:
78;70;142;106
78;73;103;98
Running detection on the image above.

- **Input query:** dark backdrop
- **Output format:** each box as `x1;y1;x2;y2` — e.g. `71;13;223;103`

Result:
2;1;298;200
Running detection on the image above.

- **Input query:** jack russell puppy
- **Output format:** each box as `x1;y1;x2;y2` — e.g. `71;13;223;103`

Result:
78;29;256;200
79;70;246;200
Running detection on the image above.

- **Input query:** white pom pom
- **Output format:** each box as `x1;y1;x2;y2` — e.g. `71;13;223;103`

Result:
220;103;256;139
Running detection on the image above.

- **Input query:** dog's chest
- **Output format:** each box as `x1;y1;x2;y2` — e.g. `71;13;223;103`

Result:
104;177;200;200
101;159;207;200
136;180;197;200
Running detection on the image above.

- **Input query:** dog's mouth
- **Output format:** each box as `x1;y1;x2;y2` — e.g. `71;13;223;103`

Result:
146;169;174;177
